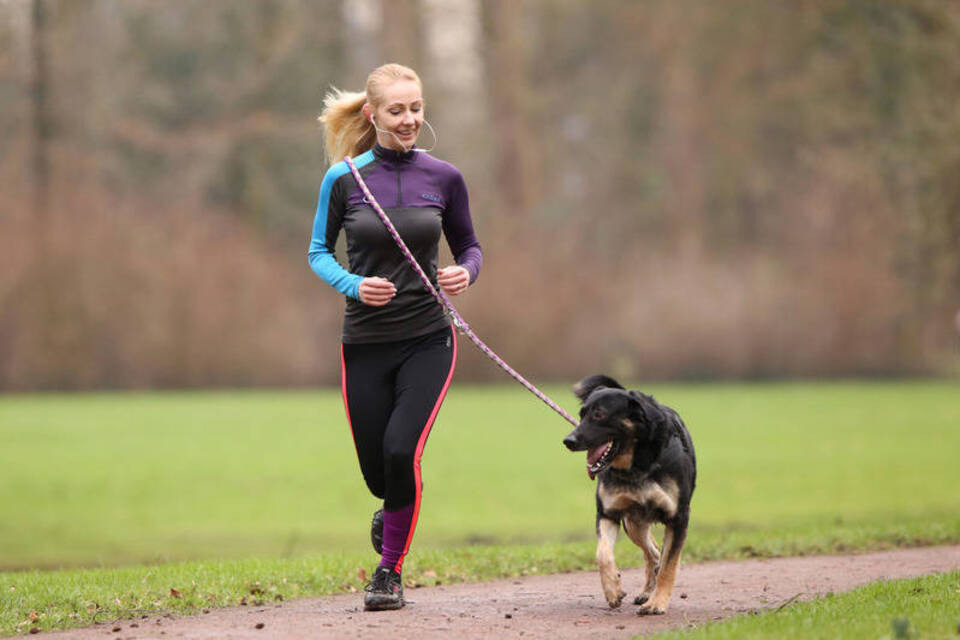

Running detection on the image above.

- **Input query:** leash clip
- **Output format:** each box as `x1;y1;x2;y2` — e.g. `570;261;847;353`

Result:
447;310;467;335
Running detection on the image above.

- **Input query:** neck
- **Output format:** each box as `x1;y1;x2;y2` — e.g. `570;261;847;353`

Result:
373;142;417;161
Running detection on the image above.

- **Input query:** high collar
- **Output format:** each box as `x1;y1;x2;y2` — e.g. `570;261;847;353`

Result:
372;142;418;164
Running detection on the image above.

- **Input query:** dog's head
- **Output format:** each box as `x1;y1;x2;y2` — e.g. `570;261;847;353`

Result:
563;374;667;479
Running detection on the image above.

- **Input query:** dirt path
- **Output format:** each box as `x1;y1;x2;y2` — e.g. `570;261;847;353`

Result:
46;545;960;640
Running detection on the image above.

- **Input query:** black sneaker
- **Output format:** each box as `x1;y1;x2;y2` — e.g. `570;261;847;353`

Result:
363;566;404;611
370;508;383;555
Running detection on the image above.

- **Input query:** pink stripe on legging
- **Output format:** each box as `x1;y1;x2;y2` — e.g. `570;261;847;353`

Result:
393;326;457;573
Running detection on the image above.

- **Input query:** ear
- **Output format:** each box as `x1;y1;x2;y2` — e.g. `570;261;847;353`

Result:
628;391;667;439
573;374;624;403
361;102;373;122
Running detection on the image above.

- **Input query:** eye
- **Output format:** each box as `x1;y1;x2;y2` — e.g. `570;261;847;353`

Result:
592;409;606;421
390;110;401;116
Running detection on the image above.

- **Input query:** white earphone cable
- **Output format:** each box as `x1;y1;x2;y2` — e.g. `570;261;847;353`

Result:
369;117;438;153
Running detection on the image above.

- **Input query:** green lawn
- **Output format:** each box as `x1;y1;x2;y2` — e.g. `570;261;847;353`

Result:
1;381;957;569
649;570;960;640
1;381;959;635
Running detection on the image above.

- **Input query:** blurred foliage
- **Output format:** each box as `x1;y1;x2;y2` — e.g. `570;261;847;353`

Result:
0;0;958;389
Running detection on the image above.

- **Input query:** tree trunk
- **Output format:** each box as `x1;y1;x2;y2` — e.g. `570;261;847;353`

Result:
382;0;422;68
30;0;50;219
482;0;533;214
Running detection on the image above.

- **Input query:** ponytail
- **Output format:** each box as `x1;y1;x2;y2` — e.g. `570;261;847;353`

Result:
318;88;376;164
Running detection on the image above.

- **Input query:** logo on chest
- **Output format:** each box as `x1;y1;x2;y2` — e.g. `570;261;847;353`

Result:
419;192;443;204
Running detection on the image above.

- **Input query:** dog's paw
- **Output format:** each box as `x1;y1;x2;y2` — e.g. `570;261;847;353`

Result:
637;604;666;616
605;590;626;608
633;593;650;606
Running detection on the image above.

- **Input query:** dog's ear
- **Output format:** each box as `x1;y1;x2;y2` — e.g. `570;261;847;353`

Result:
628;391;668;440
573;374;624;402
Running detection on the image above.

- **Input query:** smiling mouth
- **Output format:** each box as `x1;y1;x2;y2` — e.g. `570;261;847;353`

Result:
586;441;614;479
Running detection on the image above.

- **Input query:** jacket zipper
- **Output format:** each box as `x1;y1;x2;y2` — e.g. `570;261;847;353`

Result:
396;163;402;207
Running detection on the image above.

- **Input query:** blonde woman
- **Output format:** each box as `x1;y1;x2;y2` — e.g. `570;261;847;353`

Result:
309;63;482;611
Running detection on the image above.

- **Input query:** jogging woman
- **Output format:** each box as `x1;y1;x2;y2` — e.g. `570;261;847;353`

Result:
308;63;482;611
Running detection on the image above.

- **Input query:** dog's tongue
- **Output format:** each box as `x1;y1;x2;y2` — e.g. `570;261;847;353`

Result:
586;442;611;480
586;443;608;467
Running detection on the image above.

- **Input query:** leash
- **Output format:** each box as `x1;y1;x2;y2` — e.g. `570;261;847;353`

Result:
344;155;578;427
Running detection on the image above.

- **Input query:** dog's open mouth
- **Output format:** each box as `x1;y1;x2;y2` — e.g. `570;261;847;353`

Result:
586;441;614;479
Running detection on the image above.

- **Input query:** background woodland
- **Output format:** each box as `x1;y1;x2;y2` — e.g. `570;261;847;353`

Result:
1;0;958;389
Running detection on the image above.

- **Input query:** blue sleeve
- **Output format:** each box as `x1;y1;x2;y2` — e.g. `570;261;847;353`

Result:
307;163;363;299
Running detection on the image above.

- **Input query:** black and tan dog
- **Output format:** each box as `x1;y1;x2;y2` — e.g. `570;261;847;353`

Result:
563;374;696;615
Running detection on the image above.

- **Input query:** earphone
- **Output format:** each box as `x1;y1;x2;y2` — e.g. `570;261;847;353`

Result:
365;112;437;154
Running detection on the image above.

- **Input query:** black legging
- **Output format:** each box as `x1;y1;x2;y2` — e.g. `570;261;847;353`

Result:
340;326;456;511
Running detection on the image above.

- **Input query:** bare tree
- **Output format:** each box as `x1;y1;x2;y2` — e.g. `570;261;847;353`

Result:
29;0;49;218
481;0;535;214
382;0;422;66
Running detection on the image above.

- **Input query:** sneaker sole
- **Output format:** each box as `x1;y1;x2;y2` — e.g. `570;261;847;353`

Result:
363;596;404;611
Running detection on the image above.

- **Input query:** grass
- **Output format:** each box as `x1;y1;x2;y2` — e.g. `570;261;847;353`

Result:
0;543;592;634
648;570;960;640
1;380;959;634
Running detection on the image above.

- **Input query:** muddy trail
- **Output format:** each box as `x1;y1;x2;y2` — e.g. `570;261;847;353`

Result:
44;545;960;639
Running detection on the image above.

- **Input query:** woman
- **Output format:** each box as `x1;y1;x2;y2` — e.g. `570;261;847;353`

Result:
308;63;482;611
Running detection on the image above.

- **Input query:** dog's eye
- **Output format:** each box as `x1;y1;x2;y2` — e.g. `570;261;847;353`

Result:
593;410;606;420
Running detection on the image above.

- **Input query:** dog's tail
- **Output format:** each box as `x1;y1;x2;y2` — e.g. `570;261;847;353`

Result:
573;374;624;402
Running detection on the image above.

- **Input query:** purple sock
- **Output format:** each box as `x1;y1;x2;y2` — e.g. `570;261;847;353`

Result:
378;503;415;573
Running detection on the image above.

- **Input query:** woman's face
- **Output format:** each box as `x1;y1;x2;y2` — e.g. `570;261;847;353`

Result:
371;79;424;152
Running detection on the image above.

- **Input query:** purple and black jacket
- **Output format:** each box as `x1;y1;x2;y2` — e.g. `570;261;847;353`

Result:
309;144;483;343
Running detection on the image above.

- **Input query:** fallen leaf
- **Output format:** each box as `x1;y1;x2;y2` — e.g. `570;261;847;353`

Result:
357;567;367;582
28;611;38;622
169;588;182;599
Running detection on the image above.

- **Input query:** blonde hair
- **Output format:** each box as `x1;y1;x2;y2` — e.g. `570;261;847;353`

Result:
319;63;423;164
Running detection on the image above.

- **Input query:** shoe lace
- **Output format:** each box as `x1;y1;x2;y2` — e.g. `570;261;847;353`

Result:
386;570;402;593
366;567;391;592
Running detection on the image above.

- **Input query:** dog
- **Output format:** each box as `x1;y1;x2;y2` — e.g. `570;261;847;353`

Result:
563;374;696;615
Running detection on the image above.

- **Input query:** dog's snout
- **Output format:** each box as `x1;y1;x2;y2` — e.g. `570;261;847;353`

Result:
563;431;581;451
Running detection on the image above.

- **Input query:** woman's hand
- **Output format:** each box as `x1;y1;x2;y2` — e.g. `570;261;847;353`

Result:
437;265;470;296
358;277;396;306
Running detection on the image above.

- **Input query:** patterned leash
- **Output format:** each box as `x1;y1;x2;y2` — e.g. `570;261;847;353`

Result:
344;155;578;427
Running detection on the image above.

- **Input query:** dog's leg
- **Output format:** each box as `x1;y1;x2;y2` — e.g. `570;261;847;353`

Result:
596;517;626;608
623;518;660;605
637;521;686;616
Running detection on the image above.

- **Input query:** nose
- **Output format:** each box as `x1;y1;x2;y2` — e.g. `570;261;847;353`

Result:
563;431;580;451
